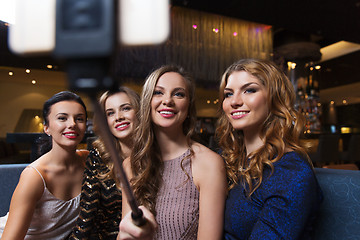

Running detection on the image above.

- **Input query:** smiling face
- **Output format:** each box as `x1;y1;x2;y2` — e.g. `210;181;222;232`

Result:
150;72;190;131
222;71;269;137
44;100;87;150
105;92;137;141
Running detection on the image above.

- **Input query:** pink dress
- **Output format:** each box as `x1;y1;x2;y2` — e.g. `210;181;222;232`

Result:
155;149;200;240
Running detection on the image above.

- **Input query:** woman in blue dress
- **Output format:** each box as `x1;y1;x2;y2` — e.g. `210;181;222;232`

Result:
216;58;323;239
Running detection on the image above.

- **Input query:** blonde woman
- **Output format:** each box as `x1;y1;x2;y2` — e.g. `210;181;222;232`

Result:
120;65;227;240
68;87;140;239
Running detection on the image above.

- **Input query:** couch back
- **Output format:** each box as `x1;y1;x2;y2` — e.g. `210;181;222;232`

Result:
0;163;28;216
1;164;360;239
313;167;360;239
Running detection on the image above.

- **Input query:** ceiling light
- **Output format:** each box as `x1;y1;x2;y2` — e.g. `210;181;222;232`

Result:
320;41;360;62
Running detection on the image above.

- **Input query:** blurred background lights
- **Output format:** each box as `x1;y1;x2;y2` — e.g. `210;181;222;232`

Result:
287;61;296;69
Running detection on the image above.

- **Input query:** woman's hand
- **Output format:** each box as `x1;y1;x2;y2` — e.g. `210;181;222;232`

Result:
118;206;158;240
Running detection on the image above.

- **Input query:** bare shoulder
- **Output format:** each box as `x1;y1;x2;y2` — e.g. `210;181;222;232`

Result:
20;165;42;181
190;142;227;191
191;142;224;167
15;164;44;201
191;141;222;159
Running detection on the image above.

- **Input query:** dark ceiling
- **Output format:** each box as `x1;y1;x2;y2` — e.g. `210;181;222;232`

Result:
1;0;360;90
172;0;360;46
171;0;360;90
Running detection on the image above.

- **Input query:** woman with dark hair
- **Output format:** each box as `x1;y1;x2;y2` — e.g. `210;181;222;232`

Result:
217;59;322;239
68;86;140;239
119;65;227;240
0;91;88;239
35;92;88;158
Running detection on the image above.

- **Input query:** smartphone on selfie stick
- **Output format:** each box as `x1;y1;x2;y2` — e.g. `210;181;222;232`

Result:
9;0;170;226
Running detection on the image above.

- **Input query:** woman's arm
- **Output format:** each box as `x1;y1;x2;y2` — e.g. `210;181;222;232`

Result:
1;167;44;239
192;145;228;240
248;156;321;239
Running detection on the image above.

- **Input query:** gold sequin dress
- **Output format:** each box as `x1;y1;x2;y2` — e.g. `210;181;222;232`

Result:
67;149;122;240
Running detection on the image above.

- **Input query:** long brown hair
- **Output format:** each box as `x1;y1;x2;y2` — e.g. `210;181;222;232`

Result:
92;86;140;185
130;65;197;215
216;58;309;196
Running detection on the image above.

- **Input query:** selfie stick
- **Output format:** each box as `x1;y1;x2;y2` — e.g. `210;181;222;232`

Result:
52;0;146;226
91;96;146;226
9;0;169;227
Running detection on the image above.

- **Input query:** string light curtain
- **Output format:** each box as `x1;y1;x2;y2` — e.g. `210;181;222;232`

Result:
116;6;273;84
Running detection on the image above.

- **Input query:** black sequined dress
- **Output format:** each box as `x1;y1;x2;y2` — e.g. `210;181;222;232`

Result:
67;149;122;240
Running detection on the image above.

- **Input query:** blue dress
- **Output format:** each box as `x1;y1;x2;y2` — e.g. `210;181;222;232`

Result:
224;152;323;240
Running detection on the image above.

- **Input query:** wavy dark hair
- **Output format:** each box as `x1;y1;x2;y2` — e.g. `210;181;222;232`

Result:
216;58;310;196
38;91;87;156
92;86;140;186
130;65;197;215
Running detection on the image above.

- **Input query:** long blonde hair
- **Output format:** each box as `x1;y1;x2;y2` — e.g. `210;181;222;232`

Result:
216;58;309;196
130;65;197;215
92;86;140;185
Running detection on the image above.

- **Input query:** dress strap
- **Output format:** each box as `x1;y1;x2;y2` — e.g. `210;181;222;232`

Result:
27;165;46;189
